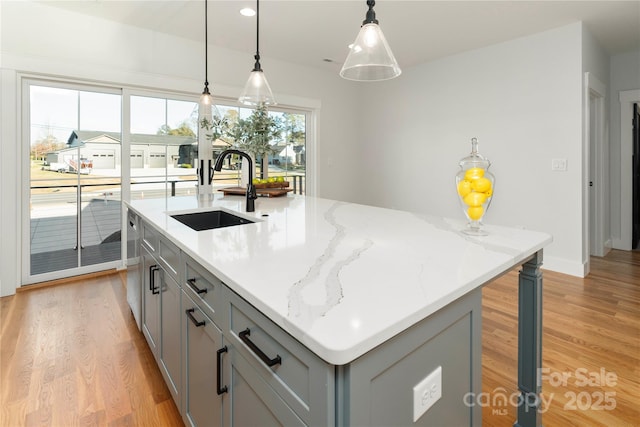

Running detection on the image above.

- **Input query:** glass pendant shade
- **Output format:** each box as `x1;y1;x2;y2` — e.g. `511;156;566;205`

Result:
340;22;401;81
239;0;276;106
198;0;221;121
199;89;222;122
239;69;276;106
199;88;213;117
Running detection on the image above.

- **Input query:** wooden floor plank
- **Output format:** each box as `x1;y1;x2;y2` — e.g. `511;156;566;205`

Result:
1;250;638;426
0;275;180;427
482;250;640;427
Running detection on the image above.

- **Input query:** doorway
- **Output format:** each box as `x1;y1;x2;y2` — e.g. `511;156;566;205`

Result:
24;81;123;283
586;73;608;259
619;90;640;250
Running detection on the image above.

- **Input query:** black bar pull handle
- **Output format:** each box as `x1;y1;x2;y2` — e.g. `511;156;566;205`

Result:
150;265;160;294
185;308;205;327
187;278;208;294
208;159;214;185
238;328;281;367
216;346;228;395
199;159;204;185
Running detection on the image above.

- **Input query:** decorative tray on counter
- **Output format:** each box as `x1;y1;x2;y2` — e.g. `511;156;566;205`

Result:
253;181;289;189
219;186;292;198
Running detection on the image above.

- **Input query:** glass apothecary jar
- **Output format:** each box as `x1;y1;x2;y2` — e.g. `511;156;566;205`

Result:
455;137;495;235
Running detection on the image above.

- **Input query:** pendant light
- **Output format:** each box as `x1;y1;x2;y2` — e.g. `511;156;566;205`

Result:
198;0;221;120
238;0;276;106
340;0;401;81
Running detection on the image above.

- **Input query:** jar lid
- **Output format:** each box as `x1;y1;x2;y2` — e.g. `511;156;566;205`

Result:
459;137;490;170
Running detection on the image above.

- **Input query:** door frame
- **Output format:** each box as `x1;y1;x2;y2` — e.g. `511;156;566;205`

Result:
618;90;640;250
21;77;123;285
584;72;609;261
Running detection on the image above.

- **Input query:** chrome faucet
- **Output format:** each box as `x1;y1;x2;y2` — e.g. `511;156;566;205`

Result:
213;149;257;212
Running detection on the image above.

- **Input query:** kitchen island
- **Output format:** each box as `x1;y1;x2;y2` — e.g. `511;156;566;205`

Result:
126;194;551;427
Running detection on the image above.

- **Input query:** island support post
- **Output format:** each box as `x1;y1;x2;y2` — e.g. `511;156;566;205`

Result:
515;250;543;427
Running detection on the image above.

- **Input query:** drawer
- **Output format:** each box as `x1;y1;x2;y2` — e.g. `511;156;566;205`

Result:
226;288;332;425
141;219;159;253
184;256;226;327
158;236;181;283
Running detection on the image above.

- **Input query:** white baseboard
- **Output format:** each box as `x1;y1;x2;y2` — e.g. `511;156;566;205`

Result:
541;255;588;278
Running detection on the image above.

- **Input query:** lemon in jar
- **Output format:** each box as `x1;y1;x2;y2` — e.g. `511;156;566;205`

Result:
467;206;484;221
457;180;473;197
463;191;487;207
464;167;485;181
472;177;492;193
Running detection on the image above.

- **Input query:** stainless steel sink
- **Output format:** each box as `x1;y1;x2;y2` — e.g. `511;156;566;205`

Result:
170;210;254;231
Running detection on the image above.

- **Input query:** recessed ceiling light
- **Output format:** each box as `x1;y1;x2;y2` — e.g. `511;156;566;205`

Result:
240;7;256;17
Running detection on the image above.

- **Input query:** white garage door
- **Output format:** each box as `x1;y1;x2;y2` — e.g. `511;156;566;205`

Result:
131;150;143;168
91;150;115;169
149;152;166;168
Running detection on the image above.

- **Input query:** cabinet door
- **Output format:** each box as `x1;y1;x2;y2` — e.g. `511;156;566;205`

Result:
142;246;161;359
227;347;305;427
183;293;225;427
160;271;182;408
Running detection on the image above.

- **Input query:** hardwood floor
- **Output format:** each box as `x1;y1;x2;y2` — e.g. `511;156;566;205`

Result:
482;250;639;427
0;272;182;427
1;250;637;426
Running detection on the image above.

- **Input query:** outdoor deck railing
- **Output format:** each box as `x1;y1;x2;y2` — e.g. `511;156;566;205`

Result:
31;174;305;197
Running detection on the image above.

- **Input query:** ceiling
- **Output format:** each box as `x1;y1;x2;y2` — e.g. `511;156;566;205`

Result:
46;1;640;72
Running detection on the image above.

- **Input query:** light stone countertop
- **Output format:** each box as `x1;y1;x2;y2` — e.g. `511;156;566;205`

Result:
127;194;552;365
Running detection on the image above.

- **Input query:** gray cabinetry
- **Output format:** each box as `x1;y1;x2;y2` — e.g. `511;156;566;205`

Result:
141;244;160;360
158;236;181;283
135;215;483;426
226;288;333;426
227;349;305;426
337;289;482;426
182;290;226;427
141;218;159;253
140;221;183;410
160;271;182;408
184;256;226;328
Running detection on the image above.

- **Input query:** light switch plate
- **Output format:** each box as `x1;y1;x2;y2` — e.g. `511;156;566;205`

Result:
412;366;442;422
551;158;568;171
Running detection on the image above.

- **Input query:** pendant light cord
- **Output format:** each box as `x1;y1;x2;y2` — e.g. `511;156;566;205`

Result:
203;0;210;93
253;0;262;71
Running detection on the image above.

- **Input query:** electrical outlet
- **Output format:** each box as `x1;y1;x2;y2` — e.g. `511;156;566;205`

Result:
412;366;442;422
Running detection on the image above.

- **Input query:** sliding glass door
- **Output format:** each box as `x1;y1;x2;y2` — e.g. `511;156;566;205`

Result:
23;80;313;285
25;81;122;281
129;94;199;200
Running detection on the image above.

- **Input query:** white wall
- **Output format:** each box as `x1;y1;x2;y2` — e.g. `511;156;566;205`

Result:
356;23;586;275
609;49;640;249
0;1;361;296
0;68;19;298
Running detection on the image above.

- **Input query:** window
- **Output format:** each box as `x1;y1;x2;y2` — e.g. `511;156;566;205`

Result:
129;95;199;199
212;103;307;194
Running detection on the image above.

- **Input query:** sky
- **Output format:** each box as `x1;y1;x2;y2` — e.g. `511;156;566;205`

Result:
29;85;198;145
29;83;304;149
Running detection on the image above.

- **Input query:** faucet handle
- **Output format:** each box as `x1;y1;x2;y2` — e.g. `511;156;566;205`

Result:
247;183;258;200
245;183;257;212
